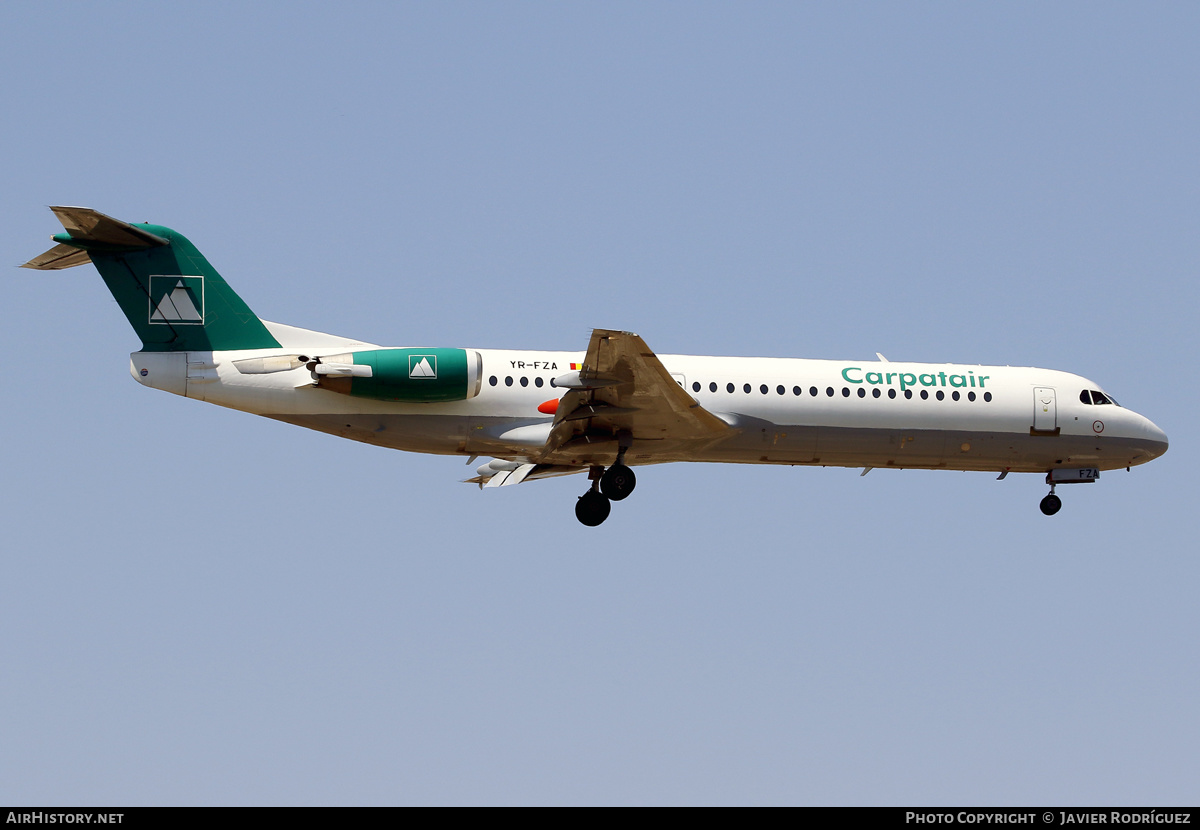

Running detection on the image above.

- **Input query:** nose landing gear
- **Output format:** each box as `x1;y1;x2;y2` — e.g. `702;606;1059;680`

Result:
1039;489;1062;516
1038;468;1100;515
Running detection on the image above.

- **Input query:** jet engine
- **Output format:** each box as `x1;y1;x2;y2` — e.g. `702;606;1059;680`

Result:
310;348;483;402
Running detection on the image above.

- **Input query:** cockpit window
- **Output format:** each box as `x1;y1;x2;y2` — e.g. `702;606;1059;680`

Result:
1081;389;1119;406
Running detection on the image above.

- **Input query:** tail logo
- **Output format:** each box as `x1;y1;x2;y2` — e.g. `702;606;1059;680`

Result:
409;355;438;379
149;276;204;325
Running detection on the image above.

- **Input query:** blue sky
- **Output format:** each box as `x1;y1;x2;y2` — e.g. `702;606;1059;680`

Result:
2;2;1197;805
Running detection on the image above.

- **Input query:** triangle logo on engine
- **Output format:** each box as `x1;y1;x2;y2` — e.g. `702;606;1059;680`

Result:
409;355;437;379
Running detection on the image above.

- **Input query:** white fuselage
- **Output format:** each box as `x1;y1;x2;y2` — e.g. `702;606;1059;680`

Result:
131;339;1169;476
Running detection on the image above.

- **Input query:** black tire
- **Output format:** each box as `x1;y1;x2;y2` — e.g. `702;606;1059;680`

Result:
575;490;612;526
1040;494;1062;516
600;464;637;501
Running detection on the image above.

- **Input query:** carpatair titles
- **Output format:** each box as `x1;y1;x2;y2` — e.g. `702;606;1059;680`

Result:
841;367;990;391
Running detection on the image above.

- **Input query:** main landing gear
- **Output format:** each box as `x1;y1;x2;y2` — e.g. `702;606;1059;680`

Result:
1039;490;1062;516
575;463;637;526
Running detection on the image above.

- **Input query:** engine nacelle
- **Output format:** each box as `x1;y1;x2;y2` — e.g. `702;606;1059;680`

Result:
314;348;482;402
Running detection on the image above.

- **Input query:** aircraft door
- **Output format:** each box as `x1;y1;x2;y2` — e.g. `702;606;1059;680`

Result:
1032;387;1058;434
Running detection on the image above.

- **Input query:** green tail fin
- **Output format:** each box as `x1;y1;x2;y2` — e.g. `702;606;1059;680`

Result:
24;206;281;352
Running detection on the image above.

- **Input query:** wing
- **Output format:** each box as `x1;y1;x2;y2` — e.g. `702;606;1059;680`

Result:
466;462;585;488
536;329;733;466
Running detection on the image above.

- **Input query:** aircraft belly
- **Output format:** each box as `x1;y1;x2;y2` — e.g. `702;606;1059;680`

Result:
260;412;1154;473
686;424;1140;473
264;413;468;455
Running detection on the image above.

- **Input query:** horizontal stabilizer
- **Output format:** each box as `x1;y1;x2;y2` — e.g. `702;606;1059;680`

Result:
21;242;92;270
23;206;170;271
48;206;169;248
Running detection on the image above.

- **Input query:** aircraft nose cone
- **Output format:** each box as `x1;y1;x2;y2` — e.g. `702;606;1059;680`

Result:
1144;418;1169;459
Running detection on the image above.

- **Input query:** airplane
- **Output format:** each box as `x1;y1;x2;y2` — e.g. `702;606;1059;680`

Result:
24;206;1169;526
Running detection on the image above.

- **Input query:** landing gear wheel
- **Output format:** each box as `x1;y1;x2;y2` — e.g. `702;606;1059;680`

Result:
1040;494;1062;516
600;464;637;501
576;489;612;526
